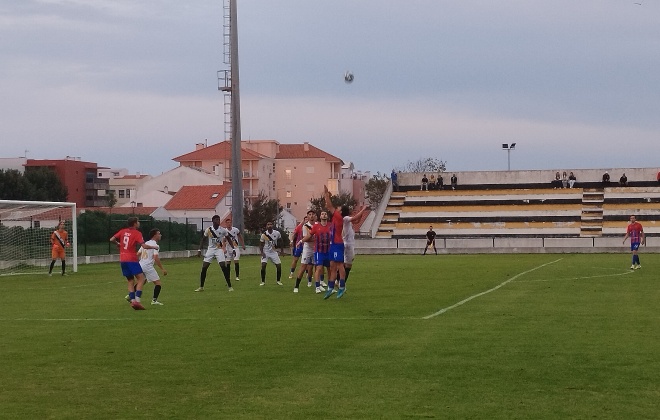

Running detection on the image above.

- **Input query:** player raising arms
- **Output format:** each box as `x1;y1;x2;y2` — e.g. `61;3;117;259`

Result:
195;215;233;292
138;228;168;305
342;205;369;283
48;221;70;276
110;217;158;310
323;185;347;299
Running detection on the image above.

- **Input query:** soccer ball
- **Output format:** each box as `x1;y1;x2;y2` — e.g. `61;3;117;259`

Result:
344;71;354;83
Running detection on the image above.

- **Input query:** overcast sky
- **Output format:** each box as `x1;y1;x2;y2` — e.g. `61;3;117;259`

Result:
2;0;659;176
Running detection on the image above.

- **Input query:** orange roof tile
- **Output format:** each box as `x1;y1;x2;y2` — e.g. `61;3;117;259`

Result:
173;141;264;162
78;206;158;216
276;143;343;163
164;184;232;210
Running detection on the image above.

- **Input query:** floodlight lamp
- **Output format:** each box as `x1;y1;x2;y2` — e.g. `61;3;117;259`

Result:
502;143;508;149
510;143;516;149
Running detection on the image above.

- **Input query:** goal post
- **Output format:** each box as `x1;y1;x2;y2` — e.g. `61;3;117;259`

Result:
0;200;77;275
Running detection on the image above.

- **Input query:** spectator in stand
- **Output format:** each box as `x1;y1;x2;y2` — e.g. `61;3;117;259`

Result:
391;169;398;192
602;171;611;184
553;171;561;188
451;174;458;190
619;173;628;186
568;172;576;188
421;174;429;191
562;171;568;188
437;174;444;190
429;174;436;190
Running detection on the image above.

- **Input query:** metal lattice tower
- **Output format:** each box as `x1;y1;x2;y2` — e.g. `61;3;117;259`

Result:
217;0;244;231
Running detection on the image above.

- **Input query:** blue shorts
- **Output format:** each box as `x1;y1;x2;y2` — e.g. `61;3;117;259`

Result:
120;262;144;278
314;252;331;267
292;244;303;258
329;243;345;263
631;242;640;251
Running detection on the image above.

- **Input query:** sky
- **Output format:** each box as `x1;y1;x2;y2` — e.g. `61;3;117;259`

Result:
2;0;660;177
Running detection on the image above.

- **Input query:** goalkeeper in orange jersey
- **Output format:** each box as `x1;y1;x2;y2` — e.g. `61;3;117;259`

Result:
48;221;70;276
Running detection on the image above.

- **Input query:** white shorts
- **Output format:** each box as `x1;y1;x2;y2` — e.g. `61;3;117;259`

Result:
344;244;355;264
140;264;160;282
261;251;281;265
203;248;226;264
225;246;240;261
301;248;314;265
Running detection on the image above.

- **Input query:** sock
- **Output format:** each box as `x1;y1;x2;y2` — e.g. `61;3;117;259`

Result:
49;260;55;274
129;291;136;301
315;281;320;288
153;285;161;300
344;267;352;282
276;266;282;282
295;278;302;288
62;261;66;274
200;265;209;287
328;280;335;291
135;290;142;302
339;279;345;289
235;263;240;277
320;274;324;282
221;264;232;287
261;267;266;282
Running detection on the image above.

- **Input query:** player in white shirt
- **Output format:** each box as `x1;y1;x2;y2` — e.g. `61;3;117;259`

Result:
341;205;369;284
292;210;318;293
259;221;284;286
223;216;246;281
195;215;233;292
138;228;168;305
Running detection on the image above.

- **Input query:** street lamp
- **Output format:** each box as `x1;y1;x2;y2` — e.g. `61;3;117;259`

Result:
502;143;516;170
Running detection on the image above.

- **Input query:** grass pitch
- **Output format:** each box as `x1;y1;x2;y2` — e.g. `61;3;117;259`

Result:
1;253;659;419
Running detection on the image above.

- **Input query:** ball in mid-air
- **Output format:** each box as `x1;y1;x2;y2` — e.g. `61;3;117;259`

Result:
344;71;354;84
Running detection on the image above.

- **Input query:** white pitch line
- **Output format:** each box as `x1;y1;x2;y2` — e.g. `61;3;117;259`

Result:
422;258;562;320
516;270;634;283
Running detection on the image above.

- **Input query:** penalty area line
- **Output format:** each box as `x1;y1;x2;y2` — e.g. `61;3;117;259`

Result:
422;258;563;320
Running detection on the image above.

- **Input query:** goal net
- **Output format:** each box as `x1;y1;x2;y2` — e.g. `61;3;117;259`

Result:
0;200;77;275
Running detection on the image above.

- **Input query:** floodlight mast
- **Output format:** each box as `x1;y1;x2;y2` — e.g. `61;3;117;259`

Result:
229;0;243;231
502;143;516;170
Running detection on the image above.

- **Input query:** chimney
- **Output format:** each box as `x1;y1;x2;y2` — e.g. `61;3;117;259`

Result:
195;143;205;150
303;142;309;152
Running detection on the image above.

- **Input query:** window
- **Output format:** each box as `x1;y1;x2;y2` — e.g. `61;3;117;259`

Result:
272;181;276;190
285;169;292;180
119;190;125;198
286;191;292;198
286;202;291;209
34;221;41;228
126;189;131;198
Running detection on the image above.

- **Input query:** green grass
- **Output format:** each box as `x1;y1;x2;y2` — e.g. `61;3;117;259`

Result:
1;253;659;419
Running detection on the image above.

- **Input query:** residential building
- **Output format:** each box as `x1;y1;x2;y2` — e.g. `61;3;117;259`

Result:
173;140;350;222
173;141;273;206
151;184;233;230
135;165;223;208
24;158;108;208
107;174;152;207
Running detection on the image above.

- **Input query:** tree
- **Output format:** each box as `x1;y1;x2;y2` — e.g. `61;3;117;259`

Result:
309;190;357;214
365;172;389;208
0;168;67;202
106;190;117;213
24;167;68;201
399;157;446;173
243;192;283;234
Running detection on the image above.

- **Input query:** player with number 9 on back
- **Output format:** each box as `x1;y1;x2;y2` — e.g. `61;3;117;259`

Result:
109;217;157;310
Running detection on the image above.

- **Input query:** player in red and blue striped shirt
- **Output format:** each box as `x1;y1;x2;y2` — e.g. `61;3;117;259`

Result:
623;215;645;270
